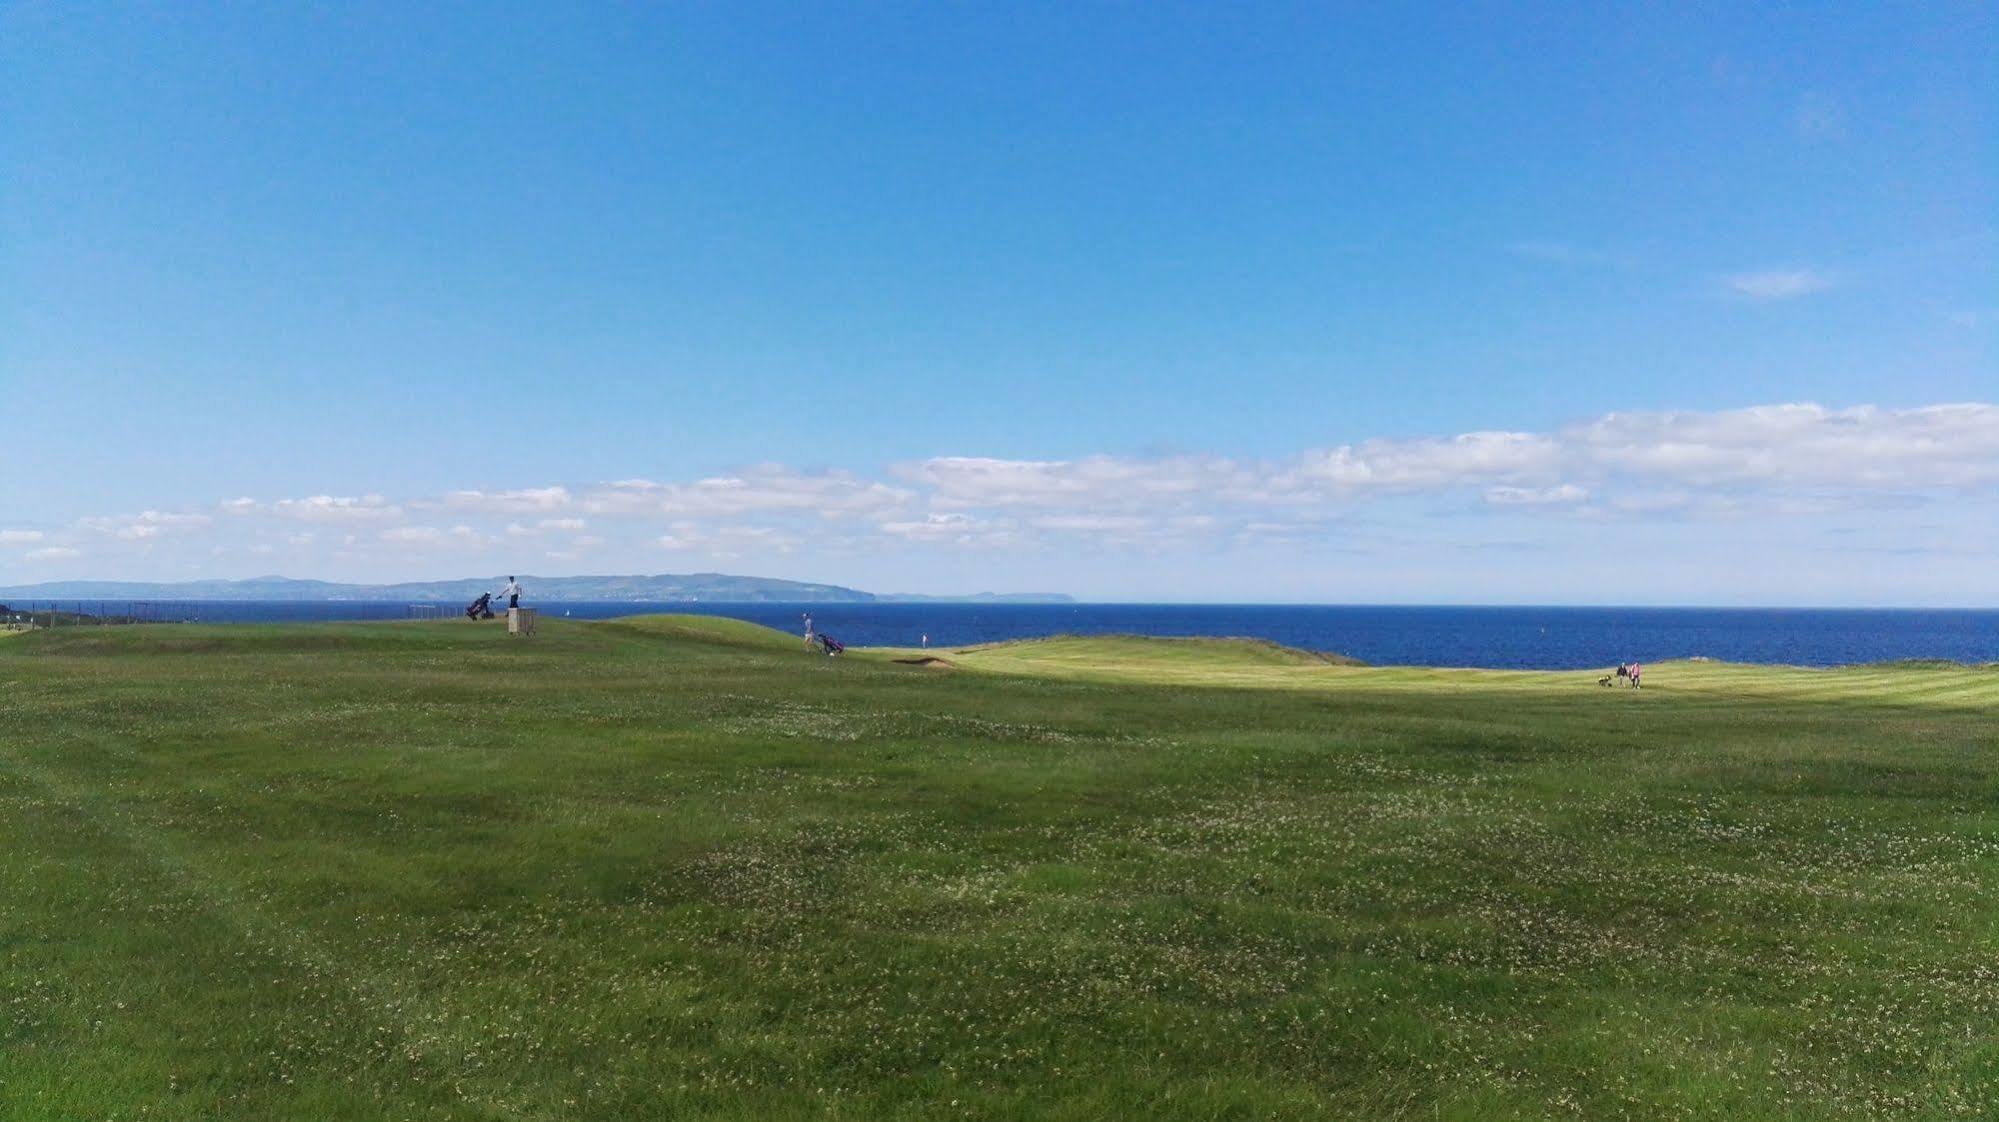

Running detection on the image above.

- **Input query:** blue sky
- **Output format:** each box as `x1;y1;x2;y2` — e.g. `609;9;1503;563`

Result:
3;4;1994;603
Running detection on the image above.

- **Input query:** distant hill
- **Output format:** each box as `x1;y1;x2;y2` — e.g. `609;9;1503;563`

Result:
0;573;1074;604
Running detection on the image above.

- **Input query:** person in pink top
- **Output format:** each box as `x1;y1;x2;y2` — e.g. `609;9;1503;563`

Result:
1629;662;1642;688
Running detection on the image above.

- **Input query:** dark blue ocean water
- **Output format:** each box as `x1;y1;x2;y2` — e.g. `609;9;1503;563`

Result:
9;599;1997;669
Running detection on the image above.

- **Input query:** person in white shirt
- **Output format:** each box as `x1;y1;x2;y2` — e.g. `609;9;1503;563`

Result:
500;577;523;610
802;613;815;649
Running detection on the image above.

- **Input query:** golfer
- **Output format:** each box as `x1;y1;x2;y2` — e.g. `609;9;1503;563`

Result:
500;576;523;610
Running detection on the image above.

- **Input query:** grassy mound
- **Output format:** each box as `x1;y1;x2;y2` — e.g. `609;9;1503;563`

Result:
592;612;804;650
955;632;1364;666
917;638;1999;711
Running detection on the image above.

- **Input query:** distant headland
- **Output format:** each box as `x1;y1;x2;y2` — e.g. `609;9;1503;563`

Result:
0;573;1075;604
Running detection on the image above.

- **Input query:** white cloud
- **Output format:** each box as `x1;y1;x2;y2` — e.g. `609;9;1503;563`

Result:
1485;484;1589;506
437;486;574;513
1030;514;1152;532
508;516;591;537
592;467;909;519
901;455;1253;510
655;524;802;556
380;526;444;544
905;433;1571;519
25;546;81;561
540;532;604;562
1723;269;1835;300
380;525;487;548
909;404;1997;522
1286;431;1560;492
79;510;214;540
34;400;1999;569
899;432;1566;517
1570;403;1999;488
272;495;403;523
879;512;1017;545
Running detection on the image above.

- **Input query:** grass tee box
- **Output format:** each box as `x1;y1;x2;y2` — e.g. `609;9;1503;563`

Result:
1;615;1995;1119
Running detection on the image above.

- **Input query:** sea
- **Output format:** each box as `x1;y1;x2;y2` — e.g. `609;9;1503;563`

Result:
8;600;1997;670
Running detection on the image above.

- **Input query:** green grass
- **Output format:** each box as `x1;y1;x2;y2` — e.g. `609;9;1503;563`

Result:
882;635;1999;710
883;636;1999;712
2;616;1995;1120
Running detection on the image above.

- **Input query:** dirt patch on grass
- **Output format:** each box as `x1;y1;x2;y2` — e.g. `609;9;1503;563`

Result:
892;656;958;669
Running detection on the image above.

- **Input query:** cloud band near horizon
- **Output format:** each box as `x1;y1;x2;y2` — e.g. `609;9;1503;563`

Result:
5;402;1997;580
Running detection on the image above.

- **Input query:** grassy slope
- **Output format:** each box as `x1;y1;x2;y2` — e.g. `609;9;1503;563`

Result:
872;635;1999;710
2;616;1995;1120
